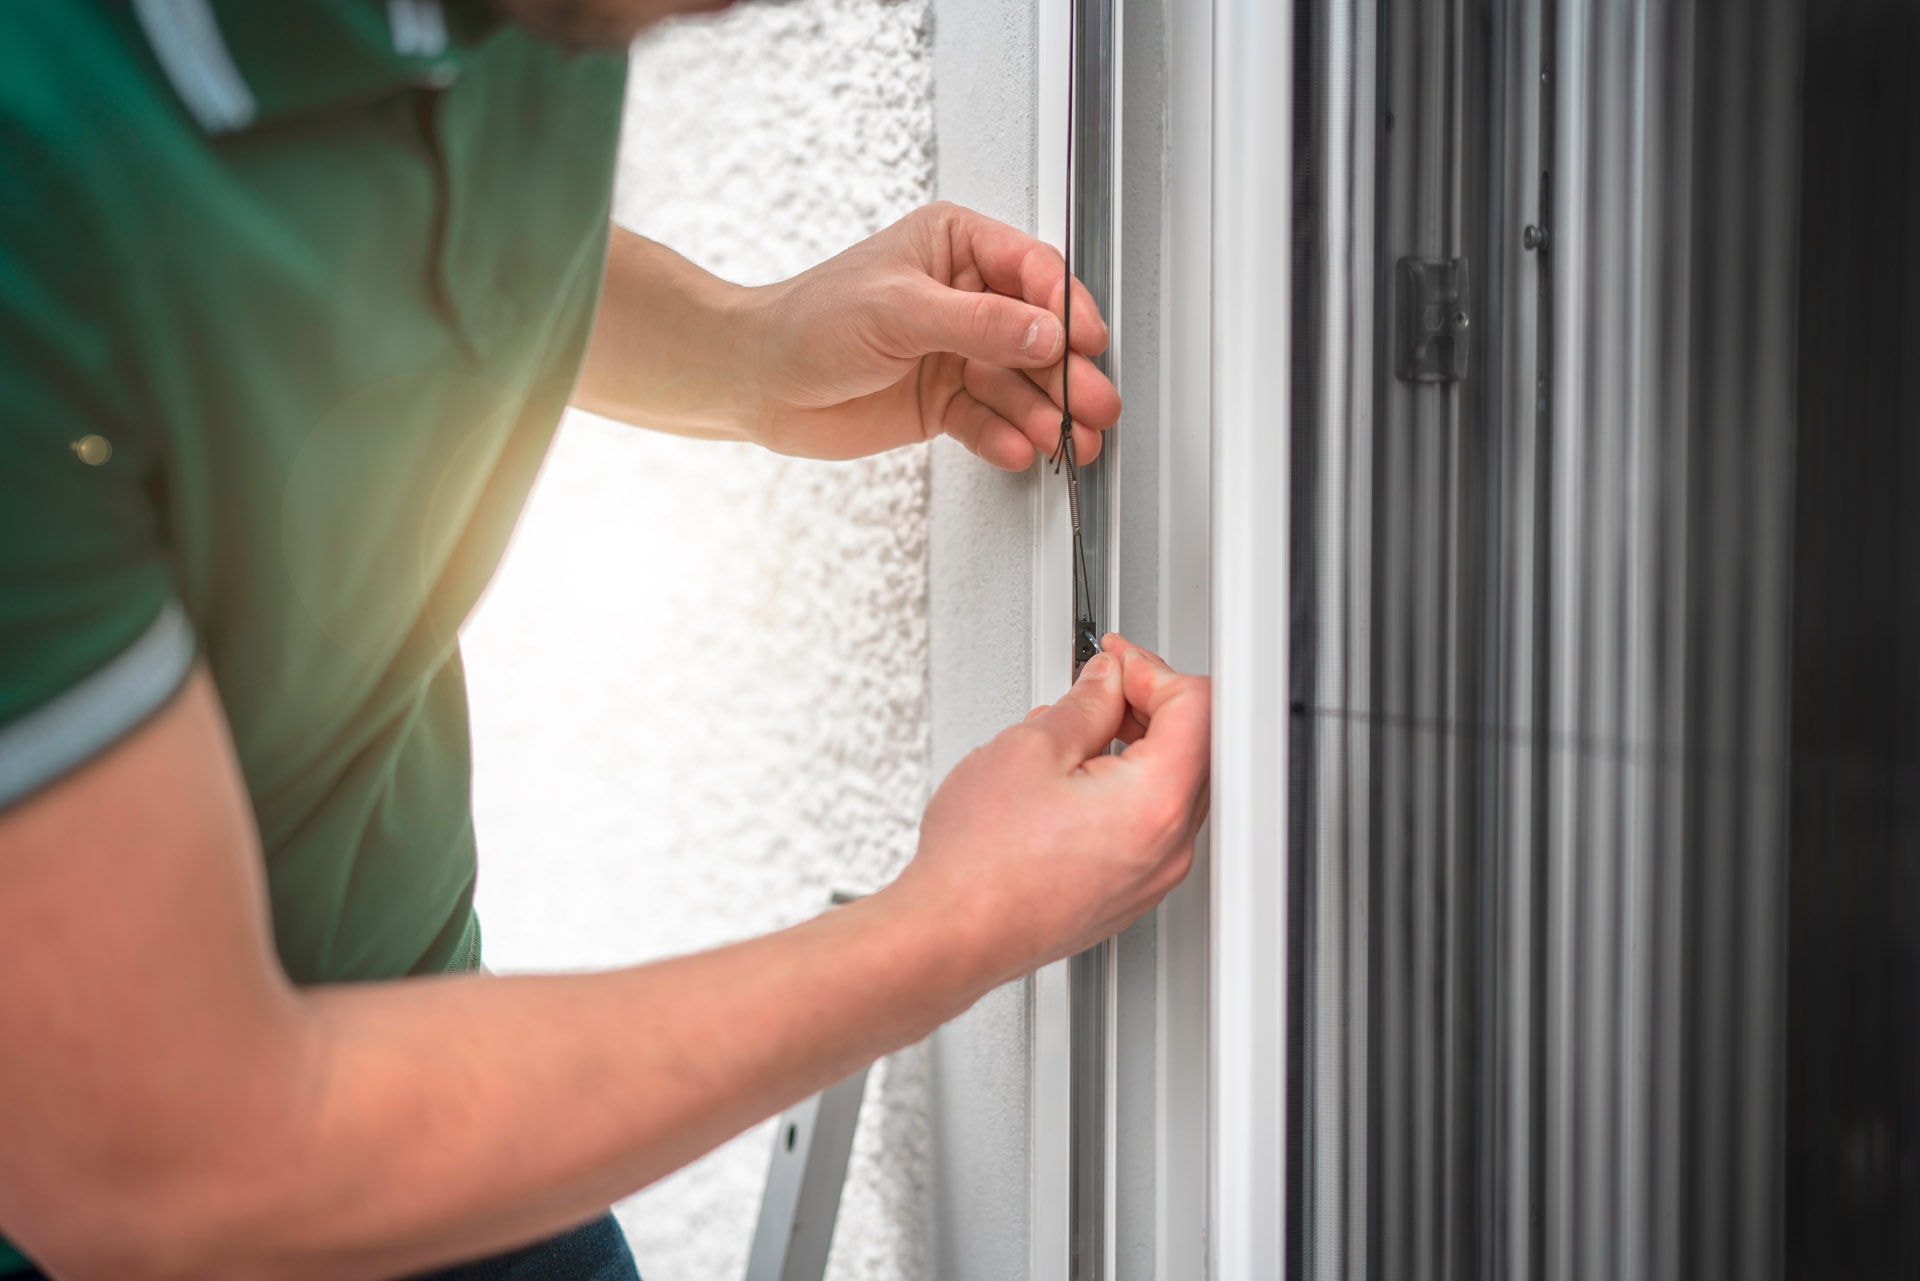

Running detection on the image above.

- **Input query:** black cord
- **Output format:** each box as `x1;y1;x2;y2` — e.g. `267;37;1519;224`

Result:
1057;1;1099;667
1053;0;1077;474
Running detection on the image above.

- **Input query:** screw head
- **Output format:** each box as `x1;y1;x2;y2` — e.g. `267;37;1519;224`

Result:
71;434;113;466
1522;224;1547;251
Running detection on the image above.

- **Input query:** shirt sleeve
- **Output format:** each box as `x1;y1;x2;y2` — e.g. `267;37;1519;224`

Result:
0;206;192;810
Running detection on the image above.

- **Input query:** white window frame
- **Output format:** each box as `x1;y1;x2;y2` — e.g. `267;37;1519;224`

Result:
1207;2;1293;1280
1153;0;1216;1275
1030;1;1290;1279
1028;0;1073;1261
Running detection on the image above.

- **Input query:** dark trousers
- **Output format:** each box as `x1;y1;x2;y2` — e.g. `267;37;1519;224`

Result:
11;1213;639;1281
412;1213;639;1280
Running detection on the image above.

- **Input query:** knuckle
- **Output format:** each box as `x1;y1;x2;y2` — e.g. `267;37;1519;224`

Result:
1138;786;1191;846
999;722;1055;764
968;294;1004;350
908;203;961;266
962;357;994;397
882;268;918;302
1020;241;1063;292
1159;841;1190;883
1157;843;1197;891
908;202;949;240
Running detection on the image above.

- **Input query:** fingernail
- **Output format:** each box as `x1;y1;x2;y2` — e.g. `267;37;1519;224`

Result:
1079;653;1114;682
1023;315;1061;357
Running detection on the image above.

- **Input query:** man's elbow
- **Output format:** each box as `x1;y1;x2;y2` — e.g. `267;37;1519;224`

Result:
11;1028;336;1281
12;1161;280;1281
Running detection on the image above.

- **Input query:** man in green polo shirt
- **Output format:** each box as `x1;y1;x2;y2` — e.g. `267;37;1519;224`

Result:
0;0;1212;1276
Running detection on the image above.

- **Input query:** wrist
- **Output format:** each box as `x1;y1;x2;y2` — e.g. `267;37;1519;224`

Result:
711;272;804;451
578;229;778;442
714;277;778;446
869;862;1032;1012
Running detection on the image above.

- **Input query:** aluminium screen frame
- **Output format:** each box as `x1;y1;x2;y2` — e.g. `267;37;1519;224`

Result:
1153;0;1216;1276
1032;1;1123;1276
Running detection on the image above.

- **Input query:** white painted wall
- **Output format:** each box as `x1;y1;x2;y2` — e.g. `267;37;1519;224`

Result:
461;4;935;1278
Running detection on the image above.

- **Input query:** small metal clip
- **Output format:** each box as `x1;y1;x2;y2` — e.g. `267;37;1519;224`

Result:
1395;256;1471;383
1074;623;1101;671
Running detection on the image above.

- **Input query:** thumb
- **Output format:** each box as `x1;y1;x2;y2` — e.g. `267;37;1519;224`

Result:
904;280;1065;370
1027;652;1126;765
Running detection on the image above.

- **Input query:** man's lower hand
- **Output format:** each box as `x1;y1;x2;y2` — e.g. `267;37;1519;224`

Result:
890;634;1212;989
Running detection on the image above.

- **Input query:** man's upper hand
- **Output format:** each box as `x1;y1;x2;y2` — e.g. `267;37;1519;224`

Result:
746;201;1123;469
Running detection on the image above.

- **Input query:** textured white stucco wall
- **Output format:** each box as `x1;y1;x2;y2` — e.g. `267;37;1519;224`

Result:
461;4;935;1279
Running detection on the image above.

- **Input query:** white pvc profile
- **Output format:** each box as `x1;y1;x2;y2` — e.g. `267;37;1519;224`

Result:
1082;8;1123;1280
1030;2;1078;1276
1209;1;1292;1280
1153;0;1215;1277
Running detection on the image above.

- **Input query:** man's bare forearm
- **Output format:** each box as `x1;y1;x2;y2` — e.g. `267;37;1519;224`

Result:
85;892;995;1281
0;671;1006;1281
270;891;987;1281
572;226;768;440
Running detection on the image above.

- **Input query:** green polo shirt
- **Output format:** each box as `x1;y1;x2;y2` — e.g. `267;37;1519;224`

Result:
0;1;625;1267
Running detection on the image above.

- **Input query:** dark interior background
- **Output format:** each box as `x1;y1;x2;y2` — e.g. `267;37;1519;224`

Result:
1787;2;1920;1276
